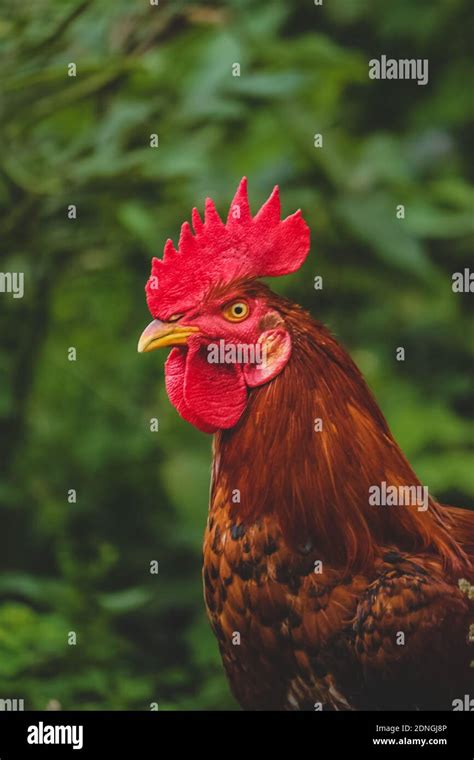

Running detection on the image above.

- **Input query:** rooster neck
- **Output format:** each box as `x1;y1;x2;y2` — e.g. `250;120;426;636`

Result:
212;304;465;575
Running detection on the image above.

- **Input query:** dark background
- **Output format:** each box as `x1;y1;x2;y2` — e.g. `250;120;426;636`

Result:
0;0;472;709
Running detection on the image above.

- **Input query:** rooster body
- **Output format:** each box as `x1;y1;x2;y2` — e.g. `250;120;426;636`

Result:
139;179;474;710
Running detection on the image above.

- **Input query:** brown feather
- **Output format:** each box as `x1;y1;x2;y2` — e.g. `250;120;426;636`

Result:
202;283;473;709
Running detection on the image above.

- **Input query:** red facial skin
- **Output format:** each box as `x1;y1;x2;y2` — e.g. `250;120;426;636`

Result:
163;289;292;433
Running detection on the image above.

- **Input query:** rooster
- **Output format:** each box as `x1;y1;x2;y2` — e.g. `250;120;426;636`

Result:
138;178;473;710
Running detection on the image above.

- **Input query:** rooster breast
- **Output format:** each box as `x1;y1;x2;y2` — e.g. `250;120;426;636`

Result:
203;492;367;710
203;493;474;711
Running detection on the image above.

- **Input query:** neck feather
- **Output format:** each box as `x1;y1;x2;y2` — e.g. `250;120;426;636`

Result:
213;297;467;575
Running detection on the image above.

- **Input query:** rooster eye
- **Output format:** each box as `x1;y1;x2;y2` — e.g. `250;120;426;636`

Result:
223;301;249;322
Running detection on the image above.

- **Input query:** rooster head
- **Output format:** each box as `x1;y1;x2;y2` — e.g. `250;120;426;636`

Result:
138;178;310;433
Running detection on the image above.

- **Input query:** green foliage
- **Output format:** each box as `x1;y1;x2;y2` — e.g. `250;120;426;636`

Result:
0;0;471;709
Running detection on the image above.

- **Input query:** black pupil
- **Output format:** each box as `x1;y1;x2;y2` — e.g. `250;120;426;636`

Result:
234;305;243;314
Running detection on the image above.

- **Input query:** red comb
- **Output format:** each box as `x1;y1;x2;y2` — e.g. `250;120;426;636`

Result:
145;177;311;318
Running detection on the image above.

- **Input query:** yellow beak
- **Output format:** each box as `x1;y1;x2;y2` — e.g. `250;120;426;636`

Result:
137;319;199;353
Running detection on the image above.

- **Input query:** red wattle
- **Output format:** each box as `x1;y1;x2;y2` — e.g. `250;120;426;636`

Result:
165;348;218;433
165;345;248;433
